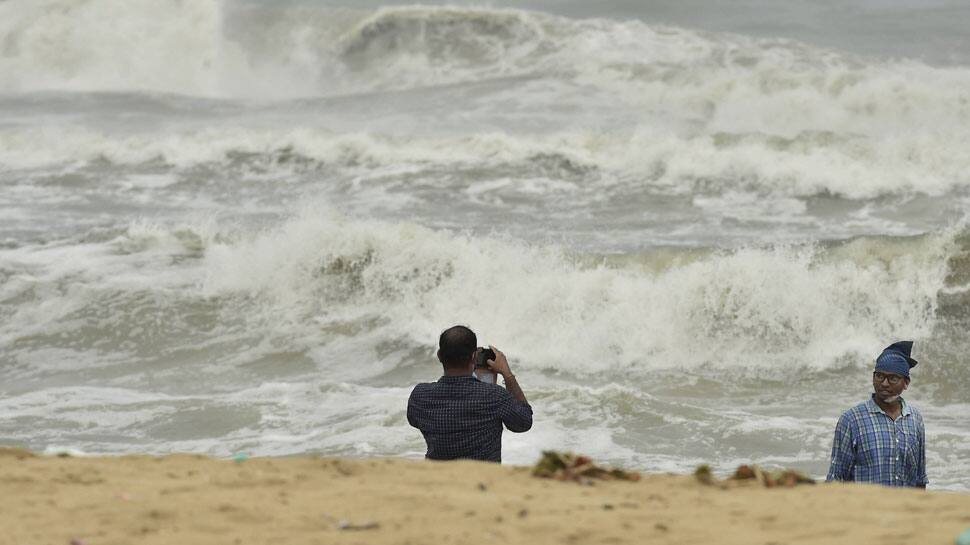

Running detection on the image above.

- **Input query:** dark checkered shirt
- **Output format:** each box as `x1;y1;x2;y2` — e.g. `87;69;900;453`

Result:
407;375;533;462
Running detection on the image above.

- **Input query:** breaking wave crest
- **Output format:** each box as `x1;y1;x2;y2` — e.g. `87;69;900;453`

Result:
2;1;969;105
201;213;959;374
5;212;950;376
3;126;969;200
3;3;970;199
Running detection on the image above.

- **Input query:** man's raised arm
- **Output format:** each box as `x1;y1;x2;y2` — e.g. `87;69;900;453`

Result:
487;346;528;404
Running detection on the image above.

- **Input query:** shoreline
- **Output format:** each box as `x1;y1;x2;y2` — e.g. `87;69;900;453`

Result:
3;449;970;545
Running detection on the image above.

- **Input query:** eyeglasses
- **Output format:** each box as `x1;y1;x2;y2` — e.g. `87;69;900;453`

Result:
873;371;904;385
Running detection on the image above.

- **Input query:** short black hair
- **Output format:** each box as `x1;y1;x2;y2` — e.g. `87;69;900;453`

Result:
438;325;477;368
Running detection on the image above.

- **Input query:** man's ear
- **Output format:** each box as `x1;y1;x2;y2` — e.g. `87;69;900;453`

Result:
436;349;443;364
903;377;911;390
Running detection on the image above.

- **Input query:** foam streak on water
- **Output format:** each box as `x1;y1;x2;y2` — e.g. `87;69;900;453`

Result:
1;1;969;490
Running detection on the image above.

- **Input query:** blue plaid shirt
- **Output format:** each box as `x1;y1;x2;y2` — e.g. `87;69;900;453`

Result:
407;375;533;463
826;396;927;487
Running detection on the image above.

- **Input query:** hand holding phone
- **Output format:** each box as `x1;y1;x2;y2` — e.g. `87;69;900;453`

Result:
483;345;511;378
474;347;497;383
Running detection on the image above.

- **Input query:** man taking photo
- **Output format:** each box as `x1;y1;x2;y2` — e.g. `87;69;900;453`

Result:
407;325;532;463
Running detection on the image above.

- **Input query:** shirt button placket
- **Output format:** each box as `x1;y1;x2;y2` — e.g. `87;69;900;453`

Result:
894;421;902;485
890;420;897;485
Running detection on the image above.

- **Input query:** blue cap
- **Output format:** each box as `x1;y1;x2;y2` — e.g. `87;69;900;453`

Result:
875;341;918;378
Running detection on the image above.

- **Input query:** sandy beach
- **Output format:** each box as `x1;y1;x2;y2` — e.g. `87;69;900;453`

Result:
3;448;969;545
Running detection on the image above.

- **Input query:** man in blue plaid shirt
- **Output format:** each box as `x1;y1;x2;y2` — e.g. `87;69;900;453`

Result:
826;341;927;488
407;325;532;463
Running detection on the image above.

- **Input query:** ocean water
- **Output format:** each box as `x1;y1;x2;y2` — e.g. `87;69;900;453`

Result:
2;0;970;490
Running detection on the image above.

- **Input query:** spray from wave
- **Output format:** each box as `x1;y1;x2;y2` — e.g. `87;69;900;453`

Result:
3;2;970;202
2;124;970;201
4;211;950;377
2;1;969;106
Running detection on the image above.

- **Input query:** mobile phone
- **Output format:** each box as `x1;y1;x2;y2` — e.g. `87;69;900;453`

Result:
475;347;496;368
474;347;497;383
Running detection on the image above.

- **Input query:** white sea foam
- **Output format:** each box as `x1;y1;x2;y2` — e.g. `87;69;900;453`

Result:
1;212;954;379
0;214;966;487
0;0;228;96
3;3;970;200
202;211;953;374
2;125;969;200
3;2;970;118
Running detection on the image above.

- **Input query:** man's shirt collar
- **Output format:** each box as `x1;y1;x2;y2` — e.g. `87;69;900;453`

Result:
438;374;476;382
866;395;911;417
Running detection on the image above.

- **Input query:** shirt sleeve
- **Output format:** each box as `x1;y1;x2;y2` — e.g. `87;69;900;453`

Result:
915;412;928;487
496;390;533;433
826;412;855;482
406;388;420;429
